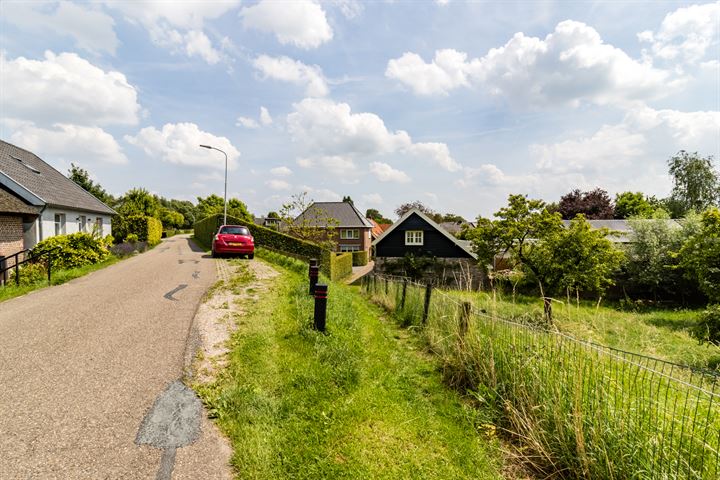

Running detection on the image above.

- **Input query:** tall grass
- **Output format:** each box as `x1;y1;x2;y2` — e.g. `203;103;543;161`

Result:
363;274;720;479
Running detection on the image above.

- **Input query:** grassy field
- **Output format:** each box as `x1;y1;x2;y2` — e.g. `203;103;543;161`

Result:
440;289;719;370
193;251;505;479
0;256;121;303
365;276;720;479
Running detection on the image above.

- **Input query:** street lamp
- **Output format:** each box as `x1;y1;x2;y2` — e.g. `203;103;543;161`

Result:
199;144;228;225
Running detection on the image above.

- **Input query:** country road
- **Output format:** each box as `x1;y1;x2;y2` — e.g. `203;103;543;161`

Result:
0;235;227;479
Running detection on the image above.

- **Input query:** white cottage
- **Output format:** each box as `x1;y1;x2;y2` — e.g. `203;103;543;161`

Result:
0;140;115;251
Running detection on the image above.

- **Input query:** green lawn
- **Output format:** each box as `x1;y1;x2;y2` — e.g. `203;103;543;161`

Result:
0;256;121;303
445;290;719;370
194;254;504;479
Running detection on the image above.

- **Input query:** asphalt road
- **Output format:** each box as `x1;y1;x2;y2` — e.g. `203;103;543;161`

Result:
0;235;220;479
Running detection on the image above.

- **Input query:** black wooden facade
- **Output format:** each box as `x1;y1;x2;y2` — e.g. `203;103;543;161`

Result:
374;212;473;258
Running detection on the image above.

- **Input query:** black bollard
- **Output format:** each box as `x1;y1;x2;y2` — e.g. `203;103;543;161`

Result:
309;265;319;295
313;283;328;332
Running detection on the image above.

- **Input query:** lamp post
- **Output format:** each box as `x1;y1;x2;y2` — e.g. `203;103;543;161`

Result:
199;144;228;225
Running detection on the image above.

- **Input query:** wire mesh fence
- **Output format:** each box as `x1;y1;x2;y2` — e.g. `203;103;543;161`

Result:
361;273;720;479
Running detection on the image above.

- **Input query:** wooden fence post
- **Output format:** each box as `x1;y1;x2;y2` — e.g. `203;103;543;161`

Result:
459;301;471;338
400;279;407;309
422;282;433;325
384;277;388;295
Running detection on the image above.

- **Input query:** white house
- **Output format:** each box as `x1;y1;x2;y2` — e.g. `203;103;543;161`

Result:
0;140;115;251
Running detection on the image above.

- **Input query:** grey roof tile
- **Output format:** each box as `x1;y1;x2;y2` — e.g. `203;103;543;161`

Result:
0;185;40;215
0;140;115;215
294;202;372;228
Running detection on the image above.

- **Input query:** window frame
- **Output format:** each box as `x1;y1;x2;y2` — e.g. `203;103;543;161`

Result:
339;244;360;252
54;213;66;236
340;229;359;240
405;230;424;246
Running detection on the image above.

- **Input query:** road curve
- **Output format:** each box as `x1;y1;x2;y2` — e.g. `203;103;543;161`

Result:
0;235;216;479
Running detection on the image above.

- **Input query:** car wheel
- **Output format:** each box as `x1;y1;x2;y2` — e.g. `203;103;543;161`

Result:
248;253;254;260
212;249;218;258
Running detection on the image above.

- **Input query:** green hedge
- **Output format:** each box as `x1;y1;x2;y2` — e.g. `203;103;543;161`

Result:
32;232;110;270
112;215;163;246
352;250;369;267
324;251;353;281
194;214;355;281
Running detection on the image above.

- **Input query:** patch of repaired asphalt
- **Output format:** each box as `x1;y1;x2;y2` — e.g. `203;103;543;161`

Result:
164;284;188;301
136;380;202;479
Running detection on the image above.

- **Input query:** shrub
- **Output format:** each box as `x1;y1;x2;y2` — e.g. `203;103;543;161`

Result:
352;250;368;267
32;232;110;270
125;233;139;243
9;262;47;286
112;215;163;246
324;251;353;281
692;304;720;345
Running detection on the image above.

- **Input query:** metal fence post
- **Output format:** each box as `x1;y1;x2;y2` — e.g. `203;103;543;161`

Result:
47;254;52;286
309;265;319;295
14;258;20;286
313;283;328;332
422;282;432;324
0;256;6;286
459;301;472;338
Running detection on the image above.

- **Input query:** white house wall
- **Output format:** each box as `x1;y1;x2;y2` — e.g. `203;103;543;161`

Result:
27;207;113;248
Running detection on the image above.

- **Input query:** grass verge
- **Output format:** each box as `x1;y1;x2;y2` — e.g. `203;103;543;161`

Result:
193;254;504;479
0;256;121;303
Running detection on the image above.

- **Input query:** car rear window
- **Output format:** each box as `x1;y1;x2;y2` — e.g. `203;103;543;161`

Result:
219;226;250;235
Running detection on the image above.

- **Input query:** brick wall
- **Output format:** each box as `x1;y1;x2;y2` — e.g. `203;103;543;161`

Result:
0;215;24;262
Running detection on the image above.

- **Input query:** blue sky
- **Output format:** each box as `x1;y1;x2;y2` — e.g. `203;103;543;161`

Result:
1;0;718;220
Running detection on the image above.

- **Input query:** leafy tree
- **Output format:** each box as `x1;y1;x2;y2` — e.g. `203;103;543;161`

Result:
117;188;159;217
680;208;720;303
558;188;614;219
67;163;115;205
280;192;339;250
667;151;719;216
614;191;654;219
365;208;392;224
440;213;466;223
395;201;442;222
196;194;252;222
468;195;622;322
267;211;280;219
158;208;185;229
342;195;354;205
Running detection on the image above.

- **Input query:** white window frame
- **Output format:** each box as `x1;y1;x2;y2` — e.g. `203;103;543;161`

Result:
340;229;359;239
95;217;103;236
54;213;66;236
405;230;424;246
78;215;87;232
339;244;360;252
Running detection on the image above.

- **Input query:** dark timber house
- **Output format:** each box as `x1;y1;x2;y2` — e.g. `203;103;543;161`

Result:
372;208;480;288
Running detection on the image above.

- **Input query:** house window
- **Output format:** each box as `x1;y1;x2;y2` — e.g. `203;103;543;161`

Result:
78;215;87;232
405;230;424;245
54;214;66;236
339;245;360;252
96;217;103;236
340;229;359;239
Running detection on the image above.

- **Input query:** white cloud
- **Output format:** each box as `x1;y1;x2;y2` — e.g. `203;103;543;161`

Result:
125;123;240;169
236;117;259;128
369;162;410;183
265;179;291;190
105;0;238;64
270;166;293;176
361;193;383;205
240;0;333;49
639;2;720;65
387;20;679;107
297;155;356;175
253;55;329;97
2;1;119;55
1;51;140;127
9;123;128;165
184;30;221;64
298;185;341;201
260;106;273;125
325;0;364;19
286;98;459;171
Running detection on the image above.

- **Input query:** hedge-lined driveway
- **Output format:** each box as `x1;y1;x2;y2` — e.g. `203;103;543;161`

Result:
0;235;219;478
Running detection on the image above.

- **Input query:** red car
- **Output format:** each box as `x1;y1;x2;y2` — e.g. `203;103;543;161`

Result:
212;225;255;258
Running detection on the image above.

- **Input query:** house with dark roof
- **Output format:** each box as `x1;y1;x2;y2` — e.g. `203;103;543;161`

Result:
292;201;373;252
372;208;481;288
0;140;116;251
0;185;40;260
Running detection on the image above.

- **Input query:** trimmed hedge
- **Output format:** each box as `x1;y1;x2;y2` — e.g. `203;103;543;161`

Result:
194;214;355;281
112;215;163;246
324;251;353;281
352;250;369;267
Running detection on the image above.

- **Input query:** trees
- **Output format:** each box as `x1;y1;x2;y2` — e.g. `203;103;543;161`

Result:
67;163;115;206
680;208;720;303
196;194;252;222
614;192;654;219
557;188;614;219
440;213;466;223
667;151;719;217
342;195;354;205
117;188;159;217
395;201;435;219
469;195;622;322
366;208;392;224
279;192;338;250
